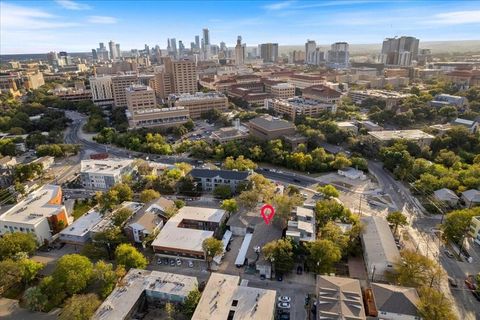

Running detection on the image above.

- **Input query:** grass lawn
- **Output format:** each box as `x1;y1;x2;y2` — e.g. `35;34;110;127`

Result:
72;200;93;220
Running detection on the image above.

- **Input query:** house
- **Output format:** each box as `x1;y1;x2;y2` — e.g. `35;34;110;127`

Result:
430;94;467;108
286;206;316;242
361;216;400;282
124;197;175;243
93;269;198;320
316;275;366;319
462;189;480;208
151;206;227;259
227;210;264;236
192;273;276;320
189;168;251;193
433;188;459;207
469;216;480;245
371;283;420;320
451;118;478;134
0;184;70;244
246;223;283;279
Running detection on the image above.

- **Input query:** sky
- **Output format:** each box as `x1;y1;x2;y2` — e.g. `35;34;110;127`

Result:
1;0;480;54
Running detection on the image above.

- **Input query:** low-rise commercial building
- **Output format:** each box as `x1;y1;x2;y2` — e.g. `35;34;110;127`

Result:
93;269;198;320
430;93;467;108
302;84;342;104
189;168;251;193
127;106;189;129
0;184;69;243
336;121;358;134
174;92;228;119
316;275;366;319
357;120;383;131
361;216;400;282
348;90;411;109
248;115;296;141
151;206;227;259
59;208;102;244
192;273;277;320
80;159;136;190
265;97;337;121
368;130;434;147
30;156;55;170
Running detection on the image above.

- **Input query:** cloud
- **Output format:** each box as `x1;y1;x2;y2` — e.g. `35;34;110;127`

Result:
0;2;79;29
429;10;480;25
87;15;118;24
263;1;295;11
55;0;91;10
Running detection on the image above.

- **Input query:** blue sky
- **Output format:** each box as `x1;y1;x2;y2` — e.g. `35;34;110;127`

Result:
1;0;480;54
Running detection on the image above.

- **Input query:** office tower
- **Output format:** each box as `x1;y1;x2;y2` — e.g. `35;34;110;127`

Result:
310;49;325;66
235;36;245;66
108;41;117;59
202;28;210;46
47;51;59;66
292;50;305;63
260;43;278;63
116;43;121;58
170;38;177;58
92;49;98;61
111;73;139;107
179;41;185;57
190;42;195;51
58;51;71;66
172;59;197;94
89;75;114;106
96;43;109;61
380;36;419;66
144;44;150;56
305;40;316;65
327;42;349;69
195;35;200;49
126;85;156;112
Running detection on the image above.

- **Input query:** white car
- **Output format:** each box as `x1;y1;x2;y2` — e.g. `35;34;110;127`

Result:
278;296;291;303
176;258;182;266
188;261;194;268
277;302;291;309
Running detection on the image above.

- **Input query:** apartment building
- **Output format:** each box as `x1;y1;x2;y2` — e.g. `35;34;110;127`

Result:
89;75;114;106
111;73;138;107
174;92;228;119
265;97;337;121
270;83;295;99
286;206;316;242
189;168;252;193
248;115;296;141
172;59;197;94
80;158;136;190
0;184;69;244
348;89;412;109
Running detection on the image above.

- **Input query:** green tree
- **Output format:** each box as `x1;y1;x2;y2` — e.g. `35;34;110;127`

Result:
202;237;223;270
438;105;458;120
315;199;354;227
19;258;44;285
223;155;258;171
0;232;36;259
417;287;458;320
52;254;94;295
112;183;133;202
442;208;478;245
213;185;232;199
273;194;304;227
393;250;444;289
23;286;49;312
114;243;148;270
183;288;201;317
317;184;340;198
262;239;295;275
92;226;127;260
221;198;238;218
238;189;260;210
112;208;133;227
59;293;102;320
306;239;342;274
165;302;176;320
386;211;408;235
93;261;125;299
139;189;160;203
319;221;349;252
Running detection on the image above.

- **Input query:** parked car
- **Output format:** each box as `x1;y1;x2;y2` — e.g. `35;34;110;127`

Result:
277;274;283;281
162;258;169;265
278;296;291;303
444;250;454;258
188;261;194;268
278;313;290;320
169;259;176;266
277;302;291;309
260;274;266;280
448;277;458;287
176;258;182;266
157;258;162;265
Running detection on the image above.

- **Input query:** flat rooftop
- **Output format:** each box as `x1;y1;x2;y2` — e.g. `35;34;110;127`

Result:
361;216;400;267
350;90;412;99
93;269;198;320
176;92;226;101
0;184;64;225
369;130;434;141
59;208;102;237
272;97;333;108
80;158;134;175
249;115;295;131
151;206;226;253
192;273;276;320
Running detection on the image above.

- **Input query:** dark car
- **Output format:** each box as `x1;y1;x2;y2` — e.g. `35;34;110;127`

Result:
260;274;266;280
297;266;303;274
277;274;283;281
448;277;458;287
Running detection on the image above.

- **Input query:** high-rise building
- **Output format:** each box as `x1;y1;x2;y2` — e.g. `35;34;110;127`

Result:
305;40;316;65
89;75;114;106
92;49;98;61
96;42;109;61
380;36;419;66
178;41;185;57
327;42;349;69
144;44;150;56
108;40;117;59
170;38;177;58
260;43;279;63
195;35;200;49
111;73;139;108
172;59;197;94
235;36;245;66
115;43;121;58
202;28;210;46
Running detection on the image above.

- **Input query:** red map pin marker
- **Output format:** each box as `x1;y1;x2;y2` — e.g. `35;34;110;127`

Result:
261;204;275;225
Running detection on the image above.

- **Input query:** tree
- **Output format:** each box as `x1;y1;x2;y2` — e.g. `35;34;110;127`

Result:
315;199;353;227
223;155;257;171
59;294;102;320
0;232;37;259
164;302;176;320
317;184;339;199
111;183;133;202
183;288;201;317
238;189;260;210
213;185;232;199
306;239;342;274
262;239;295;275
417;287;458;320
93;261;125;299
23;286;49;312
18;258;44;285
139;189;160;203
52;254;94;295
442;208;478;245
0;259;22;295
273;194;303;227
202;237;223;270
112;207;133;227
319;221;349;252
386;211;408;235
114;243;148;270
221;198;238;218
393;249;444;289
438;105;458;120
92;226;127;260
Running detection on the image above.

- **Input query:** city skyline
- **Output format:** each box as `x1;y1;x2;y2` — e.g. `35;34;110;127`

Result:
1;0;480;54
